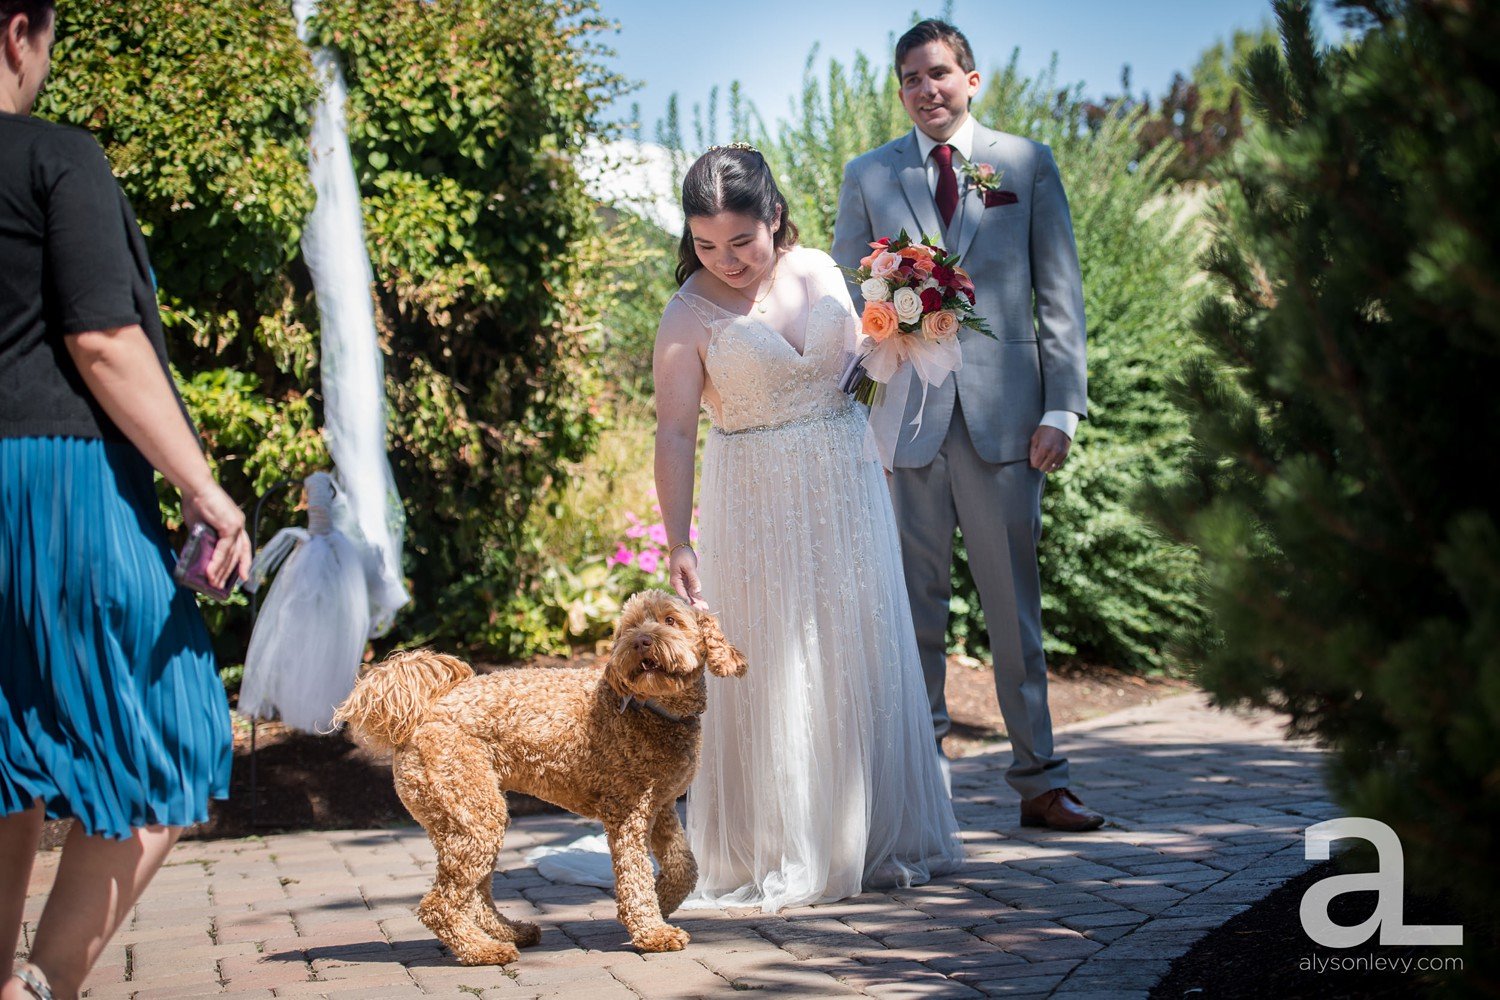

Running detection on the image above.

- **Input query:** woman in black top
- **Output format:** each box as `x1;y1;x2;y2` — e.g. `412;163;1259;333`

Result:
0;4;252;998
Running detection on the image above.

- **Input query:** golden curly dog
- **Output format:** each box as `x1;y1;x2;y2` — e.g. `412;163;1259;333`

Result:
333;590;747;965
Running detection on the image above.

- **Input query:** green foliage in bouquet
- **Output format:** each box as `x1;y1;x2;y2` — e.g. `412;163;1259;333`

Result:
1147;0;1499;972
37;0;627;659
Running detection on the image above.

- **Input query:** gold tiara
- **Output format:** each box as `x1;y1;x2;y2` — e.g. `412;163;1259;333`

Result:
707;141;760;155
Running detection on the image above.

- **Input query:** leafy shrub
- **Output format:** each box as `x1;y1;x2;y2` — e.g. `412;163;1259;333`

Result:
38;0;626;659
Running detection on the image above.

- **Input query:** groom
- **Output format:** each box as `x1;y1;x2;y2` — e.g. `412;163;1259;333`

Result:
832;19;1101;831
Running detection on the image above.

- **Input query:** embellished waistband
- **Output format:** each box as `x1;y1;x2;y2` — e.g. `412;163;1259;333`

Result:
710;402;860;438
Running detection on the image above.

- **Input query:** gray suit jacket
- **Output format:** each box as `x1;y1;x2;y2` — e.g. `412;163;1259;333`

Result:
831;123;1088;467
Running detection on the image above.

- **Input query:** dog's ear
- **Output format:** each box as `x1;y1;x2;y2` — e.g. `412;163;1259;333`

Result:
697;609;747;677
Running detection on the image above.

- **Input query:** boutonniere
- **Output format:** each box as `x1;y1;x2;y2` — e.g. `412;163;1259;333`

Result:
961;162;1019;208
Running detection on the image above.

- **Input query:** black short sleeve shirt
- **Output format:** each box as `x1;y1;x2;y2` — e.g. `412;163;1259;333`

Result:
0;110;178;441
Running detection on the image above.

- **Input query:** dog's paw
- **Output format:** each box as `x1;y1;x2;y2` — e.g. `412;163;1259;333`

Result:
454;941;521;966
632;924;691;952
509;920;542;947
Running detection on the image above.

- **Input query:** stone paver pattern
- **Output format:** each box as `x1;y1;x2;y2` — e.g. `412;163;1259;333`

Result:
20;693;1341;999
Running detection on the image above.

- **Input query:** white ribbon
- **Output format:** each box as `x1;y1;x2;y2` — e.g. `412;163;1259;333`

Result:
292;0;410;636
861;334;964;471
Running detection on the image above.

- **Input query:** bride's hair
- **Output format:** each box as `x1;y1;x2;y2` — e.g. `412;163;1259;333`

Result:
675;146;799;286
0;0;55;32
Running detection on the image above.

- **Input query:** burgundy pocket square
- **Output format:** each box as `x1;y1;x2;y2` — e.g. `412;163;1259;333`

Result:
984;190;1019;207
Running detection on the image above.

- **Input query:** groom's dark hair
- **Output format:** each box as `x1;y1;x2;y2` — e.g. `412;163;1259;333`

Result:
895;19;976;77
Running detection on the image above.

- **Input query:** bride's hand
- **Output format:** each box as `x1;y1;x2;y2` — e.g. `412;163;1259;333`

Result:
669;545;708;610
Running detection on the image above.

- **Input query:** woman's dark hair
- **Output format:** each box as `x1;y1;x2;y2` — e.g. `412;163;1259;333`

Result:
0;0;55;35
675;145;799;286
895;19;976;78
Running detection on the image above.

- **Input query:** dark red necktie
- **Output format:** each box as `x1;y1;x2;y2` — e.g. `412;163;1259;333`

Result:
931;143;959;228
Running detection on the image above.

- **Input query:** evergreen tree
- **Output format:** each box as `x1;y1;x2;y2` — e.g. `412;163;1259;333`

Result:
1149;0;1499;973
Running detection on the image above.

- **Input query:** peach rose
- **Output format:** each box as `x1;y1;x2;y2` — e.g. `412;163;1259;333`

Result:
921;309;959;341
869;252;902;279
862;301;899;342
898;244;936;261
913;257;936;277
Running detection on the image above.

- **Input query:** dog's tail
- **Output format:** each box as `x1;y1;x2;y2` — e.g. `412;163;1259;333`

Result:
333;648;474;752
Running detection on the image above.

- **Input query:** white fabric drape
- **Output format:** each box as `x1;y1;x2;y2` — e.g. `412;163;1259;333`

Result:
292;0;409;635
239;473;371;732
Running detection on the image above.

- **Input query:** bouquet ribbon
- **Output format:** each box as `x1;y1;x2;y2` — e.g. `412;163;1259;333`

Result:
863;334;964;471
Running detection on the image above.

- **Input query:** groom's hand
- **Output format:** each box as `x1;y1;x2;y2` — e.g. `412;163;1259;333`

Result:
1029;425;1072;474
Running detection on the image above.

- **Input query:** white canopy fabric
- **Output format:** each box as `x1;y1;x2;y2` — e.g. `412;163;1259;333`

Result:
291;0;409;635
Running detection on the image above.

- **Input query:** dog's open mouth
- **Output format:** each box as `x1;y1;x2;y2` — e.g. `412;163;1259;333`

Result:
639;656;661;674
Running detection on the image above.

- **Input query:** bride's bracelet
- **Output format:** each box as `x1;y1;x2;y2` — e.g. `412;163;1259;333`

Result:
668;541;694;559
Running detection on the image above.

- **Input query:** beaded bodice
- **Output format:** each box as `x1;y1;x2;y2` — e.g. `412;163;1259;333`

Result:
674;285;856;434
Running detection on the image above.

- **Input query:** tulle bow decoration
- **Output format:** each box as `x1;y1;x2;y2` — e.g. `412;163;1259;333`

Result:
238;472;373;734
861;334;965;473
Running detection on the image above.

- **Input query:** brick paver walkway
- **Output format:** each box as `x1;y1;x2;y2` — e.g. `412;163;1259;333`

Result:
22;693;1340;999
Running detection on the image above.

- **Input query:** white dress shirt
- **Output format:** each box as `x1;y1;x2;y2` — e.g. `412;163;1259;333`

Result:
912;115;1080;442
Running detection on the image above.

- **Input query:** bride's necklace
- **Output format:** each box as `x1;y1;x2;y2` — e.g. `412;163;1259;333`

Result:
738;257;780;314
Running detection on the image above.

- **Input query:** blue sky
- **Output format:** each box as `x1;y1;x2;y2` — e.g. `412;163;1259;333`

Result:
594;0;1343;136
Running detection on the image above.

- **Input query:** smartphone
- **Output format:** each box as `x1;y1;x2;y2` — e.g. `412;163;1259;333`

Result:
173;522;239;601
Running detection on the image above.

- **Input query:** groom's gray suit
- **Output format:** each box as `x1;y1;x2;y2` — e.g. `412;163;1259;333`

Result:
831;120;1088;800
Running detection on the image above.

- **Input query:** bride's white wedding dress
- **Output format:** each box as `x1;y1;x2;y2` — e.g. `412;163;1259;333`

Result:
529;247;962;910
679;247;961;910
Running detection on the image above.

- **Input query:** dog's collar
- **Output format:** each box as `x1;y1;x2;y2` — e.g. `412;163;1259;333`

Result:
618;694;701;725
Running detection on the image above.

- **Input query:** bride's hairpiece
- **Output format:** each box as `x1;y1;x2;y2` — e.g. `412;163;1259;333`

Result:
707;141;760;155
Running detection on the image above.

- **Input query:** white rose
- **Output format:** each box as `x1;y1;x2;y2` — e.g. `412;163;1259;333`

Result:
920;277;940;293
860;277;890;303
892;286;923;324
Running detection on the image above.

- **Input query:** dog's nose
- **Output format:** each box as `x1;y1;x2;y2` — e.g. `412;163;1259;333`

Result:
634;634;653;651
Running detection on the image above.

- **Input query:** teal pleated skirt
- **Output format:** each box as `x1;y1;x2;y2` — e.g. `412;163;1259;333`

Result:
0;436;231;839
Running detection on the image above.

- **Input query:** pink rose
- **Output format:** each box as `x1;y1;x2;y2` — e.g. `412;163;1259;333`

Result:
869;252;901;279
921;309;959;341
974;163;996;180
862;301;899;342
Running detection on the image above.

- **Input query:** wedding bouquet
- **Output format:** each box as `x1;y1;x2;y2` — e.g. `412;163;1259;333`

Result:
839;230;991;406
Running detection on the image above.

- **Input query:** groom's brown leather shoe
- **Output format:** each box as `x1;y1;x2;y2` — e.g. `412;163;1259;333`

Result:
1020;788;1104;831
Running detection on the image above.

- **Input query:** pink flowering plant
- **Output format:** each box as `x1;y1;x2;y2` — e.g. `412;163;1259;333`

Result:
608;507;698;587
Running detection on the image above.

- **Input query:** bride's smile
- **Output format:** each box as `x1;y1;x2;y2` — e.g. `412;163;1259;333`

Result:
685;208;783;301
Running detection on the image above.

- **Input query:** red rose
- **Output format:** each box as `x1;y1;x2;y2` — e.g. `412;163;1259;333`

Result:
920;287;943;312
932;264;955;286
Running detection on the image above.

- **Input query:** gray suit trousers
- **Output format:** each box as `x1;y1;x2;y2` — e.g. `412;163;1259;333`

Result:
889;396;1070;800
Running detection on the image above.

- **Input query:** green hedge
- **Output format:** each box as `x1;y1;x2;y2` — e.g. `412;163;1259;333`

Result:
38;0;625;659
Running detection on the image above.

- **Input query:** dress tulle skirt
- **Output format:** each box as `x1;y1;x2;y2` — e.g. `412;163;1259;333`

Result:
0;437;231;839
686;404;964;911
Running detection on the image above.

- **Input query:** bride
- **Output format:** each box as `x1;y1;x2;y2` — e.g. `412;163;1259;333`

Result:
652;143;962;910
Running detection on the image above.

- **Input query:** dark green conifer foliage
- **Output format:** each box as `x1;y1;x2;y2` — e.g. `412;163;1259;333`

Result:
1149;0;1499;968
